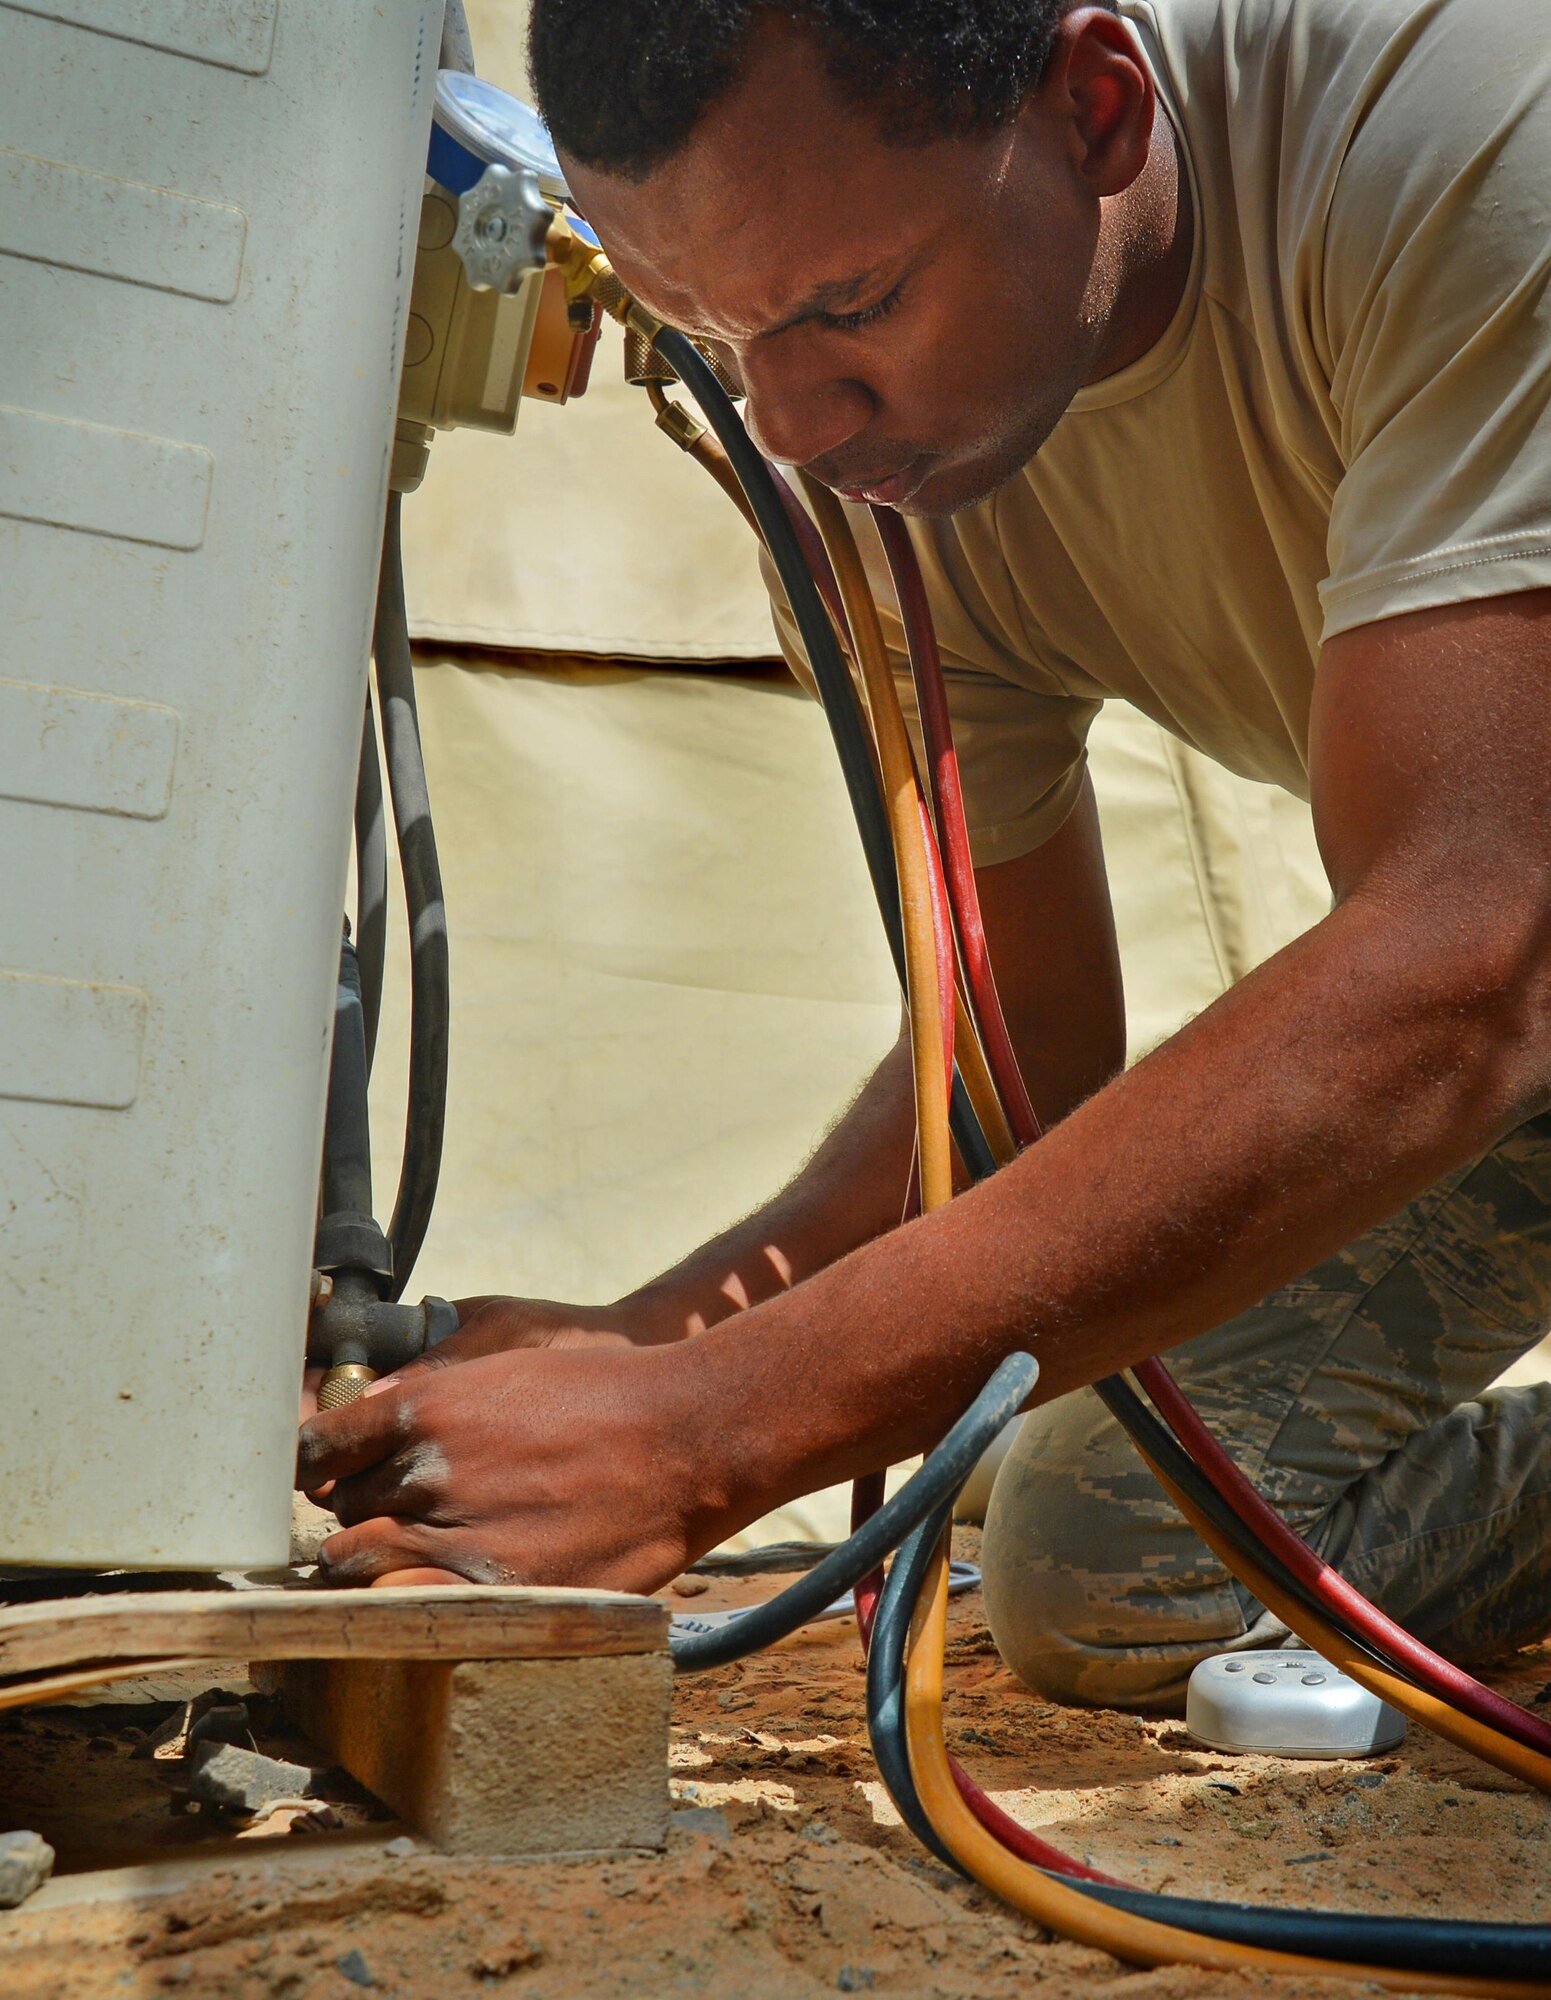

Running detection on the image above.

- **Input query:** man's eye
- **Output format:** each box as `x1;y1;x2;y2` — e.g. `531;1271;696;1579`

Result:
824;284;906;333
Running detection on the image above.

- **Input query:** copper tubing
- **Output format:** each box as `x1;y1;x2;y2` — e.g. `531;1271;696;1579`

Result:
644;382;763;537
800;474;954;1212
902;1537;1551;1995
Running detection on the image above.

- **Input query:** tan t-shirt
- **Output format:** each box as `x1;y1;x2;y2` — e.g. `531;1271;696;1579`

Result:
770;0;1551;864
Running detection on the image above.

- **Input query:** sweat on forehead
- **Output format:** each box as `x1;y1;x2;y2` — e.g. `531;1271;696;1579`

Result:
528;0;1111;180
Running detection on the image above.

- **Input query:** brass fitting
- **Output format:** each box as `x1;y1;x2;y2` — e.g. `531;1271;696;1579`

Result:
647;379;708;452
317;1363;376;1411
546;215;661;342
623;326;675;388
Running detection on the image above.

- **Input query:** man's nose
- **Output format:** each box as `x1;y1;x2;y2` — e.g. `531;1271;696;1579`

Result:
738;344;873;471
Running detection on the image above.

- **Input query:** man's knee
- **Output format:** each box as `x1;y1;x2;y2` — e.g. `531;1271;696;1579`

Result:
980;1392;1250;1712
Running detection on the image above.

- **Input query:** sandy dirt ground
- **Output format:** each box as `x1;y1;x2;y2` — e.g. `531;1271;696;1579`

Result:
1;1537;1549;1998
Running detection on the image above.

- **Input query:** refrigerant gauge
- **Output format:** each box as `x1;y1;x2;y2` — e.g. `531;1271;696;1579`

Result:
429;70;569;201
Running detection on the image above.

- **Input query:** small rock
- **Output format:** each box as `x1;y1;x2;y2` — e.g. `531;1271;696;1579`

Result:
837;1971;876;1993
1152;1837;1183;1847
0;1832;54;1909
1286;1851;1334;1864
1348;1772;1385;1790
672;1806;730;1843
335;1948;375;1988
187;1742;320;1814
473;1934;543;1978
670;1575;711;1598
383;1836;418;1858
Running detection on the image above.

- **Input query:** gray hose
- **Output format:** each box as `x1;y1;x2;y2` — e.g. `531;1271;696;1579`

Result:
374;493;450;1299
354;692;388;1076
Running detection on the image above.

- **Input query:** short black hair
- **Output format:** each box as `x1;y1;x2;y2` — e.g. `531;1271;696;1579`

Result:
530;1;1112;180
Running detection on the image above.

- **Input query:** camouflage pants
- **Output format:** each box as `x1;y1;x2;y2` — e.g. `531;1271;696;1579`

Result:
981;1112;1551;1712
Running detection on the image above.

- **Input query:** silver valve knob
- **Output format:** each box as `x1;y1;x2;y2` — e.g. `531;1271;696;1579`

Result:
452;163;550;293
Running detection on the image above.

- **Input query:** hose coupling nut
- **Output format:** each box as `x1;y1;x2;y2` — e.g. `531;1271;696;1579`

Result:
317;1363;377;1412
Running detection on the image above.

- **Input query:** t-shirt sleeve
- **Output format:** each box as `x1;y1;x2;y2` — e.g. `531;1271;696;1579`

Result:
760;512;1100;868
1319;1;1551;637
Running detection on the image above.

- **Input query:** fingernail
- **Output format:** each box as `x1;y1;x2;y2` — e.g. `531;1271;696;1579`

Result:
364;1375;399;1397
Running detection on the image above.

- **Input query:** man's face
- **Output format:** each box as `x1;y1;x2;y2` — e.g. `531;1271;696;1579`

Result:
561;17;1134;518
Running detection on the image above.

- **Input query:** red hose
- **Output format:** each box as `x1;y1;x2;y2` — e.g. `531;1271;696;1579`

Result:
758;478;1551;1837
874;502;1551;1763
919;791;957;1090
1137;1355;1551;1758
871;508;1042;1151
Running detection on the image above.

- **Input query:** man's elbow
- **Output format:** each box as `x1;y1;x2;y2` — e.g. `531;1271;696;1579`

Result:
1431;887;1551;1132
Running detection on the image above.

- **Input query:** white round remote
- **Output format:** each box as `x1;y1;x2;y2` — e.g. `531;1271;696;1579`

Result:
1186;1648;1406;1758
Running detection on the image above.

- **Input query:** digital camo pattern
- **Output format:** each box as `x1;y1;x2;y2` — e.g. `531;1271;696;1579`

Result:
982;1113;1551;1710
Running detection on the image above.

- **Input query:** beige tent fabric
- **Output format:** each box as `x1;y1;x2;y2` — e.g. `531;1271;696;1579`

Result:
369;659;1326;1545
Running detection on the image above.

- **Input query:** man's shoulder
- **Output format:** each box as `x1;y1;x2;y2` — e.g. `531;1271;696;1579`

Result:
1127;0;1524;61
1130;0;1546;253
1127;0;1541;120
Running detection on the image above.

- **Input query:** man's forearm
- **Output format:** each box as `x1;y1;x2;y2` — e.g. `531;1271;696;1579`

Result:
620;784;1126;1346
686;885;1551;1530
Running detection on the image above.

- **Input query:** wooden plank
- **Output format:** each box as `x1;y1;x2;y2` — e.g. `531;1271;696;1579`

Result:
278;1652;674;1856
0;1586;668;1681
0;1658;207;1710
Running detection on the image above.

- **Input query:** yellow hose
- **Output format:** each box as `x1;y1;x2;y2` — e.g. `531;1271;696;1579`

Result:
653;407;1551;1983
952;986;1016;1168
903;1537;1551;1995
800;475;953;1212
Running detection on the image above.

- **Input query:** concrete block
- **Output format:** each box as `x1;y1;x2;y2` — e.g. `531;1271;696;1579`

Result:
278;1651;673;1856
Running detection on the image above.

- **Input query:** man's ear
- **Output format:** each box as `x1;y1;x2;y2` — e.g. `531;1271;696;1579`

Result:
1036;7;1156;199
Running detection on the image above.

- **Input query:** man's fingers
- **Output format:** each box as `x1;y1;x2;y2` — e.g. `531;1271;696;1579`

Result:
317;1517;505;1588
366;1321;493;1391
328;1447;448;1529
296;1383;410;1492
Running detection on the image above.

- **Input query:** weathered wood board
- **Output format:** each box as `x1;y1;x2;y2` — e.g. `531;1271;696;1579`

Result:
0;1586;667;1684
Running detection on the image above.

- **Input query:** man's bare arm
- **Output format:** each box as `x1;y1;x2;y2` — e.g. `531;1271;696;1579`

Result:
620;774;1124;1336
297;592;1551;1590
677;590;1551;1512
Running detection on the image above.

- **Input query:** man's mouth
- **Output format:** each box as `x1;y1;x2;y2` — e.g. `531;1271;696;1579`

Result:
828;457;928;509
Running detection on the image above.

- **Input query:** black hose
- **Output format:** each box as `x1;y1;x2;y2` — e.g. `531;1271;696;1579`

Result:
859;1397;1551;1978
1072;1882;1551;1980
670;1352;1037;1672
354;691;388;1077
865;1504;960;1868
652;328;995;1186
374;492;450;1300
653;325;1379;1673
1094;1374;1385;1665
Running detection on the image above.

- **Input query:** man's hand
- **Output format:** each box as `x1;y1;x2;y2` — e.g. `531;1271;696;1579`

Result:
425;1295;642;1368
295;1339;726;1590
